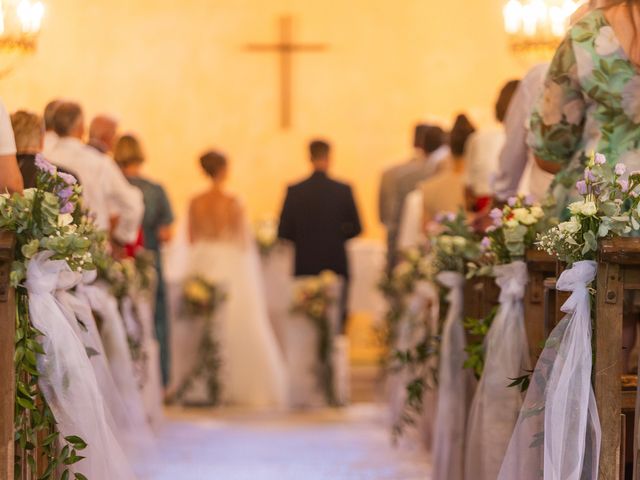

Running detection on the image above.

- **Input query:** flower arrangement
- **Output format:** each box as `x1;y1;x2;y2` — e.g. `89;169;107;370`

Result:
5;156;92;478
538;152;637;264
431;210;480;275
255;218;279;257
176;276;227;406
483;196;546;264
291;270;340;406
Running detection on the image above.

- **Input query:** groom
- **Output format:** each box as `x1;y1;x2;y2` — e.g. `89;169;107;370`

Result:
278;139;362;332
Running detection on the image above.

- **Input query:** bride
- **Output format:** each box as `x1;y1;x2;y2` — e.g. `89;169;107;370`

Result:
184;150;289;409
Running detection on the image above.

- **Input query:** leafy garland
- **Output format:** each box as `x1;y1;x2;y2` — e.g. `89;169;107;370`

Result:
175;276;226;406
2;156;94;479
291;271;340;406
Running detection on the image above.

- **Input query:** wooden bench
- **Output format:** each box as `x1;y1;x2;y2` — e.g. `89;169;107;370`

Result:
596;238;640;480
524;250;557;361
0;232;16;480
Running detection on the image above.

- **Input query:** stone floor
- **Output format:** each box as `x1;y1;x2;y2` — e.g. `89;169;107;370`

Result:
135;404;431;480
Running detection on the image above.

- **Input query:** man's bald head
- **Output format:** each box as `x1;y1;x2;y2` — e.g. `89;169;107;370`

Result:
88;115;119;153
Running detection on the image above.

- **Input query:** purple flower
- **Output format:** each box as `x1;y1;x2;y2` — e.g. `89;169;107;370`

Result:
594;153;607;165
434;213;444;223
524;194;534;206
489;208;503;220
35;154;56;175
576;180;588;195
584;168;596;182
57;171;77;185
619;179;630;192
507;197;517;207
60;202;75;214
446;212;456;222
57;187;73;201
481;236;491;250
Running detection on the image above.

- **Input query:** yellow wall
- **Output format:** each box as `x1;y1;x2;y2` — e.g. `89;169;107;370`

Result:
1;0;527;237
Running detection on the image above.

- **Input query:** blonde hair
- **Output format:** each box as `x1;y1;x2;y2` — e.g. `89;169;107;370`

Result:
10;110;44;153
114;134;145;167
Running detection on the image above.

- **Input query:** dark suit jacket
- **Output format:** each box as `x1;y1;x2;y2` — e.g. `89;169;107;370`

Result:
278;171;362;278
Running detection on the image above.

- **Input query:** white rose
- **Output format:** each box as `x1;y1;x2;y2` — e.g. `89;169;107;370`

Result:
595;26;620;56
23;188;36;201
531;206;544;219
521;213;538;226
57;213;74;227
505;219;519;228
452;236;466;248
568;201;584;215
559;217;581;234
580;201;597;217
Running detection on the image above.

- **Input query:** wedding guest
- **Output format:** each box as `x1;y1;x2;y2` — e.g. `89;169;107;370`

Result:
493;64;552;203
47;101;143;244
43;98;62;155
397;119;473;249
279;139;362;332
531;0;640;372
465;80;520;212
115;133;174;386
88;115;118;154
0;99;23;194
379;123;449;270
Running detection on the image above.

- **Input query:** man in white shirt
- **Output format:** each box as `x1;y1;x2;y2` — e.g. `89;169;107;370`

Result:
493;63;553;203
0;99;24;193
47;101;143;244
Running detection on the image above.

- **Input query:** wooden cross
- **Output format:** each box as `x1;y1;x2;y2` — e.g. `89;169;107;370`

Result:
246;16;327;129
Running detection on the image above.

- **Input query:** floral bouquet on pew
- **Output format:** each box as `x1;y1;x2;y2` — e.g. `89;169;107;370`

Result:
0;155;102;478
498;153;640;480
538;152;637;264
291;270;340;406
176;276;227;406
255;218;279;257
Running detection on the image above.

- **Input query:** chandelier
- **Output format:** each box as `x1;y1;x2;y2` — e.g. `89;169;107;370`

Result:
0;0;44;53
503;0;581;57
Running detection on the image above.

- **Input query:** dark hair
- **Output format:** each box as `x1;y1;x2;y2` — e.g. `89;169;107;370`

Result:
450;114;476;157
495;80;520;123
43;99;62;131
200;150;228;178
413;124;429;148
52;102;83;137
420;126;445;154
309;139;330;161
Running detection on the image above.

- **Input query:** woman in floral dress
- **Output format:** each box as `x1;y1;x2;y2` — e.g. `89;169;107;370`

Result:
532;0;640;371
531;1;639;212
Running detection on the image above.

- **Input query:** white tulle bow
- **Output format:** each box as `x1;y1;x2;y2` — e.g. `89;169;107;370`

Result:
432;271;472;480
25;252;136;480
465;260;531;480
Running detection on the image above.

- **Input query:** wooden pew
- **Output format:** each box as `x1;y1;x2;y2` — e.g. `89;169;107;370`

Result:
463;274;500;321
524;250;557;361
0;232;16;480
596;238;640;480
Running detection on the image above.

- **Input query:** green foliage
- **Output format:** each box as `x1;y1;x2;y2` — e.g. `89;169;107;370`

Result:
14;289;88;479
463;306;498;379
508;371;533;393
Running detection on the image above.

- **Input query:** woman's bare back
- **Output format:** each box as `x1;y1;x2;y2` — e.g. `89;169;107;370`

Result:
188;190;246;244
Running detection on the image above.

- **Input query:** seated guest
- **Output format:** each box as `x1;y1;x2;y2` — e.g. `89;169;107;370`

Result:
464;80;520;212
42;99;62;155
88;114;118;154
397;120;473;248
46;101;143;244
0;98;23;193
114;133;175;387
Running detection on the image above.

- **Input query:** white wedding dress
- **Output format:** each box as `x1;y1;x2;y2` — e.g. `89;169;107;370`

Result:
170;192;289;410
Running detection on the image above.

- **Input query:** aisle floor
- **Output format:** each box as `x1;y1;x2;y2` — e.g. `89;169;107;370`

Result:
135;404;431;480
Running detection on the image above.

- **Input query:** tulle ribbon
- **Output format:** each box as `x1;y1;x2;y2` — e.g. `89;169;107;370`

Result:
465;260;531;480
498;260;600;480
432;271;474;480
26;251;136;479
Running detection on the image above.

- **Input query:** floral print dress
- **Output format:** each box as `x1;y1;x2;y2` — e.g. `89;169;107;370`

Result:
529;9;640;213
